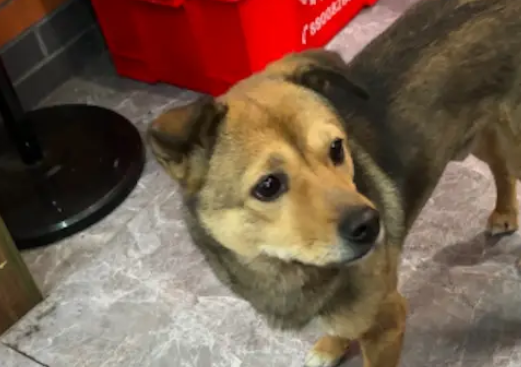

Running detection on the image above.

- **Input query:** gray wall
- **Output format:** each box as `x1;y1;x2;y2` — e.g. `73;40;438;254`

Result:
0;0;107;109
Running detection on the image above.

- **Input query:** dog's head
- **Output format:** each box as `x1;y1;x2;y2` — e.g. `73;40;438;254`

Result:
148;49;382;267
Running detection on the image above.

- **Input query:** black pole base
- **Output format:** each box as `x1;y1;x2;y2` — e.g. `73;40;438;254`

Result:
0;104;145;250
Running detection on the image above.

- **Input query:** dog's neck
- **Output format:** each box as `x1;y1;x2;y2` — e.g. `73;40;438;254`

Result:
182;202;355;330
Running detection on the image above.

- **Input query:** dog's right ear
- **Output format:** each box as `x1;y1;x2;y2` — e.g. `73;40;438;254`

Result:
286;49;370;105
147;96;228;192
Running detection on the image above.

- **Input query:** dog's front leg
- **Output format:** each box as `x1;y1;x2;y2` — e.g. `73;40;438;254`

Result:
304;335;351;367
359;291;407;367
304;291;407;367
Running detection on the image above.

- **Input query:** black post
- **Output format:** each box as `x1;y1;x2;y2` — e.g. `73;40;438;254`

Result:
0;59;43;165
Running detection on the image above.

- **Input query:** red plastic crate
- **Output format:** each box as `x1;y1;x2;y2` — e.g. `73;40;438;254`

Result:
91;0;379;96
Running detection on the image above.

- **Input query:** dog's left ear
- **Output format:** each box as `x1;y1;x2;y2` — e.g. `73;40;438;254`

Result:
147;96;228;193
288;49;370;103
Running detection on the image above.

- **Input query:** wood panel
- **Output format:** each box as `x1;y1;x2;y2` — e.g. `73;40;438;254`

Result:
0;0;70;48
0;216;42;334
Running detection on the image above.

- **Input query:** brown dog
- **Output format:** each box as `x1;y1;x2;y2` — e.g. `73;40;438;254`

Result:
147;0;521;366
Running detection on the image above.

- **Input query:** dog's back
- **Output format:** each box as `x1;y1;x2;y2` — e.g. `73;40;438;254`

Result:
343;0;521;226
355;0;521;97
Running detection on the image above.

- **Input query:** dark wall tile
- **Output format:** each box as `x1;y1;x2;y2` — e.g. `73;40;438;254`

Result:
16;27;106;110
15;53;72;111
1;31;45;83
64;26;106;72
37;0;97;55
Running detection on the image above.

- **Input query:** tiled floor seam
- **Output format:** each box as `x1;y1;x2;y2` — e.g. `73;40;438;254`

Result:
2;342;50;367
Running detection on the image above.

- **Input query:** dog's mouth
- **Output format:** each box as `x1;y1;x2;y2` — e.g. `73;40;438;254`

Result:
257;226;384;268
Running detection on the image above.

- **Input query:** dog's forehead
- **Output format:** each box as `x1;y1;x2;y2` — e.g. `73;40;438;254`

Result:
208;79;346;176
220;79;340;137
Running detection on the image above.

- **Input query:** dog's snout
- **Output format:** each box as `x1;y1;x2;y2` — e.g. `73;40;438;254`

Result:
338;206;380;245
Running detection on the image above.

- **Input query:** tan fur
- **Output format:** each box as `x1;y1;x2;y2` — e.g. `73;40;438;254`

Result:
202;83;378;265
147;0;521;366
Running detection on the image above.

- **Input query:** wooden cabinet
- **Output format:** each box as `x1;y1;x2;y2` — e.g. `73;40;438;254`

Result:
0;216;42;334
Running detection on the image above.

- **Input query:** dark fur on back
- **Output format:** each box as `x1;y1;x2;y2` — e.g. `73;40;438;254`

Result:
338;0;521;227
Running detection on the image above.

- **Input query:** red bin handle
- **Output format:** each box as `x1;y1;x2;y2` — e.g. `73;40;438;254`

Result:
134;0;184;7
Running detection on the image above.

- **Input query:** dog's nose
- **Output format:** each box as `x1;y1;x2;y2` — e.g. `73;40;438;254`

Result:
338;206;380;245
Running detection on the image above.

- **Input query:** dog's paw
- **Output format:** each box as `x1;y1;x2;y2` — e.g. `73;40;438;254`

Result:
487;209;519;236
304;350;344;367
304;336;349;367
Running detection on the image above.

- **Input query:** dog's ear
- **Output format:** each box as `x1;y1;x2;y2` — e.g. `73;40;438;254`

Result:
147;96;228;192
288;49;369;104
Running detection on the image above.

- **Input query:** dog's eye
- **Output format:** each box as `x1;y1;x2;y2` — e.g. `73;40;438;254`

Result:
329;138;345;165
252;173;287;202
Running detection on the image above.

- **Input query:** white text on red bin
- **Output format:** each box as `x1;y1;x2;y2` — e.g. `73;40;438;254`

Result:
301;0;352;45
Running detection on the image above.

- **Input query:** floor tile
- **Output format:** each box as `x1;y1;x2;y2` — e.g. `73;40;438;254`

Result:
0;343;44;367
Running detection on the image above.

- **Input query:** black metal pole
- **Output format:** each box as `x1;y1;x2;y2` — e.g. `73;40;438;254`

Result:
0;58;43;165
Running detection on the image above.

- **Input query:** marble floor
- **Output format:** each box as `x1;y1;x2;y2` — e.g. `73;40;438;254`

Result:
3;0;521;366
